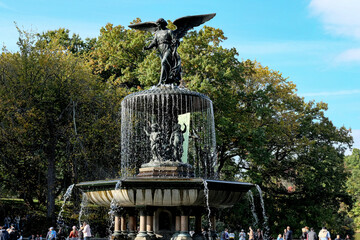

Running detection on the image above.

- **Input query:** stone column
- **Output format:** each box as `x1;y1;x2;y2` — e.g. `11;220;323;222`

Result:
128;212;137;240
135;209;149;240
176;210;192;240
172;214;181;240
180;215;188;233
175;215;181;233
146;210;155;239
121;215;127;236
113;215;122;238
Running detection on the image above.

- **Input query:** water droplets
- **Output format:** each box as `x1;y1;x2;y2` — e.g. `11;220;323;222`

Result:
247;190;259;227
203;179;212;231
57;184;75;229
256;185;269;239
78;192;89;227
247;186;269;239
108;179;124;238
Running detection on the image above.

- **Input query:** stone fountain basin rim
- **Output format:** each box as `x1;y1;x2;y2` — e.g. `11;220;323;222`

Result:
122;86;211;102
76;178;254;192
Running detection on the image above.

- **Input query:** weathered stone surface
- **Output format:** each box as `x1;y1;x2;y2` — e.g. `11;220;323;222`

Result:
137;165;193;178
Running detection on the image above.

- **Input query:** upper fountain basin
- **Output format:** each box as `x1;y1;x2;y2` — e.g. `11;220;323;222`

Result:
77;178;254;208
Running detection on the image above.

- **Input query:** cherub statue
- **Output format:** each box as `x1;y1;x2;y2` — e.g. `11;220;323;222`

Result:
170;123;187;162
144;123;163;162
129;13;216;85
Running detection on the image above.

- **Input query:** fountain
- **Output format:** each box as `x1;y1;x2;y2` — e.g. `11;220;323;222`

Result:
76;13;254;240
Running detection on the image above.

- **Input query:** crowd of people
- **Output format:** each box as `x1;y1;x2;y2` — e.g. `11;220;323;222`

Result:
276;226;351;240
0;222;91;240
1;219;355;240
218;225;352;240
0;225;24;240
44;222;91;240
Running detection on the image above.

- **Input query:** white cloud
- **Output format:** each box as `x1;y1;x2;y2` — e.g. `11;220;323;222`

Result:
301;89;360;97
336;48;360;63
309;0;360;39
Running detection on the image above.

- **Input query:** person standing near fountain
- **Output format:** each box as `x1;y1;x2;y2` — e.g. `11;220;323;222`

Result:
307;228;317;240
4;217;10;229
14;216;20;231
248;227;254;240
45;228;56;240
255;229;263;240
285;227;293;240
301;227;309;240
68;226;79;240
239;230;246;240
318;227;331;240
221;228;230;240
81;222;91;240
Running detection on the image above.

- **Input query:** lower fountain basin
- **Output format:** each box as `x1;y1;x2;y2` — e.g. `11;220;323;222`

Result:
76;178;253;208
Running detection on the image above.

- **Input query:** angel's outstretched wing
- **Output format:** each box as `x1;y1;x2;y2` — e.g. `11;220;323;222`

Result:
173;13;216;39
128;21;158;34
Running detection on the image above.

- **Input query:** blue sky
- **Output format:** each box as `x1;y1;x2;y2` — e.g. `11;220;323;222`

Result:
1;0;359;154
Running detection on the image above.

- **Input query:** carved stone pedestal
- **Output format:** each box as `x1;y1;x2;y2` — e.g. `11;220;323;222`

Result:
138;165;193;178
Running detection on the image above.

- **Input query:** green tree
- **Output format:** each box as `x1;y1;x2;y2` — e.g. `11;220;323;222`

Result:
207;60;352;235
0;28;122;221
346;148;360;231
89;20;150;88
37;28;96;54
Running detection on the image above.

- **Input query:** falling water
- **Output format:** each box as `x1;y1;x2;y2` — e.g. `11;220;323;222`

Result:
57;184;75;228
78;192;89;227
202;179;212;231
107;179;123;238
247;190;259;227
255;185;269;239
120;85;217;178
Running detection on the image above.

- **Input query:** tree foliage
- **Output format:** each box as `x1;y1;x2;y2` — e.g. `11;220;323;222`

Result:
36;28;96;54
0;28;122;220
345;148;360;231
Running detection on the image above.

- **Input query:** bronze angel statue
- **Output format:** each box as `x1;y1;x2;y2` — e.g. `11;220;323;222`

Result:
129;13;216;85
